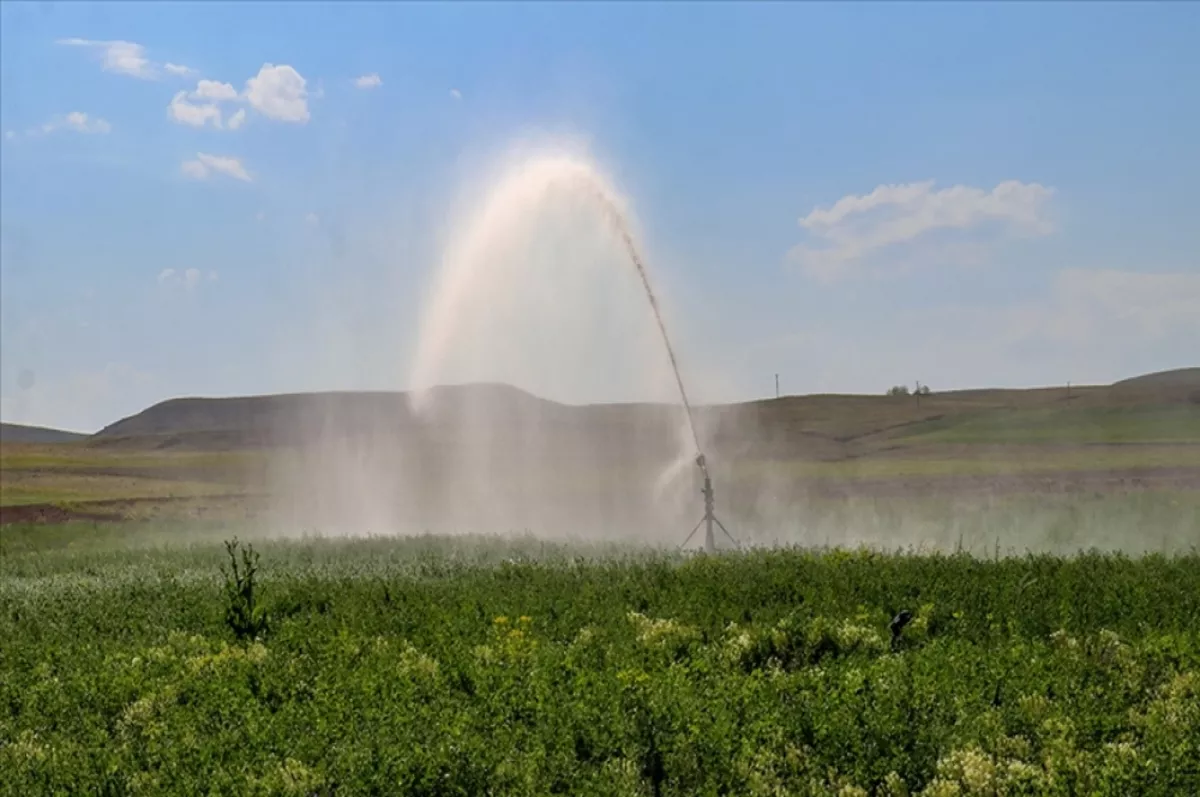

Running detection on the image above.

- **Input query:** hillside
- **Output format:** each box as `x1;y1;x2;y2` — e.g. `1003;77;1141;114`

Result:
86;370;1200;458
0;423;87;444
1113;367;1200;390
3;370;1198;526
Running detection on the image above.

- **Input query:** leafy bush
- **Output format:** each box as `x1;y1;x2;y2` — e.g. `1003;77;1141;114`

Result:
2;538;1198;795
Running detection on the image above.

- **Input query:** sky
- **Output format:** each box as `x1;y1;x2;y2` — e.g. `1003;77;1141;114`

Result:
1;1;1198;432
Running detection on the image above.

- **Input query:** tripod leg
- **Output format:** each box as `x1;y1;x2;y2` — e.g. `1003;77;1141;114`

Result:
712;515;741;549
679;516;705;549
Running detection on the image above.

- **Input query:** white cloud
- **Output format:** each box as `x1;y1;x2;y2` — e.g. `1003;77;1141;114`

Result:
26;112;112;137
64;112;111;133
164;62;196;77
789;179;1055;280
157;268;176;284
168;91;224;128
450;88;462;100
166;65;311;129
58;38;157;79
243;64;309;123
354;73;382;89
168;81;242;129
194;80;238;101
180;153;252;182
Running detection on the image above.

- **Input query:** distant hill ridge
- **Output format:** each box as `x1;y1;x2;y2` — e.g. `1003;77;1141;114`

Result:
1113;367;1200;389
0;423;88;444
3;368;1196;451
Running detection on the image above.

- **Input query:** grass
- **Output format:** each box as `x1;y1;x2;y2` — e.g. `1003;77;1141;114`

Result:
895;405;1200;446
0;444;264;510
729;446;1200;481
2;526;1198;795
0;471;241;506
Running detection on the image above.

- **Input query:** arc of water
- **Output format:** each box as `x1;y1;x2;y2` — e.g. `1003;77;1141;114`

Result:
410;155;709;477
587;188;708;477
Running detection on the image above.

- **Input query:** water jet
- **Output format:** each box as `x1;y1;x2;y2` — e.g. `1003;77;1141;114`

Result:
409;151;738;551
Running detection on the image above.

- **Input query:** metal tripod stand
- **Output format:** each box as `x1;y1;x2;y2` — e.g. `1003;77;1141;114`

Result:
679;454;739;553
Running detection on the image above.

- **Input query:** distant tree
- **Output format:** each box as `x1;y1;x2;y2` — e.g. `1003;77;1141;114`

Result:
887;385;911;397
917;384;932;396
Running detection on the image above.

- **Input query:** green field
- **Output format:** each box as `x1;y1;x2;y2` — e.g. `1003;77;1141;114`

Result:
894;405;1200;446
2;526;1199;796
2;379;1197;794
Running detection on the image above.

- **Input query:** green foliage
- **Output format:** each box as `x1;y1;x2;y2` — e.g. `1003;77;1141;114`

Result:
888;385;912;397
220;537;268;641
2;534;1199;795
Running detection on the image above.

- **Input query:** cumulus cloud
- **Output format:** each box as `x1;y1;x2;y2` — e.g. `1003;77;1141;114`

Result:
168;91;223;128
57;38;193;81
180;153;252;182
167;80;243;128
354;73;382;89
193;80;239;101
789;179;1055;280
244;64;310;123
165;65;310;129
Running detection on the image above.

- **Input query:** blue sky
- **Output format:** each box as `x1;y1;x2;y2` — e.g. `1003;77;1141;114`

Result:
2;1;1198;431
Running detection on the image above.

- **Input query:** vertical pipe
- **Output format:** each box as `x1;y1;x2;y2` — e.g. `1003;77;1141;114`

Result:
703;475;715;553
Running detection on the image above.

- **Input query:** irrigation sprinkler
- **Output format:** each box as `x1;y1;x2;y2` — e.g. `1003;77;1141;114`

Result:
679;454;739;553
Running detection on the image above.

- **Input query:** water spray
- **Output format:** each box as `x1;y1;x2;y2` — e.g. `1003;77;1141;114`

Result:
410;153;740;551
589;188;739;553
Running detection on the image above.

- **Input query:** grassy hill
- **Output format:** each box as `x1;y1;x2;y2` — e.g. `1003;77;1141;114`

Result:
2;369;1197;525
0;423;88;444
1113;366;1200;389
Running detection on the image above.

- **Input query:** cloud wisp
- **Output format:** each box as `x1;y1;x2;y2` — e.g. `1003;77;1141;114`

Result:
789;179;1056;280
354;73;382;89
19;112;113;138
57;38;193;81
158;268;218;290
180;153;252;182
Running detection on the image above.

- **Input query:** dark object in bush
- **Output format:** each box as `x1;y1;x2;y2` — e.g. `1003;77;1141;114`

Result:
890;610;913;650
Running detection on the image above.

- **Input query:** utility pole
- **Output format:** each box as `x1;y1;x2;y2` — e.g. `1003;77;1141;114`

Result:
775;373;779;399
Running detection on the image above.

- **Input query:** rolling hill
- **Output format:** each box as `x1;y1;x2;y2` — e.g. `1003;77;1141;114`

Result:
81;368;1200;457
0;423;88;444
2;369;1197;526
